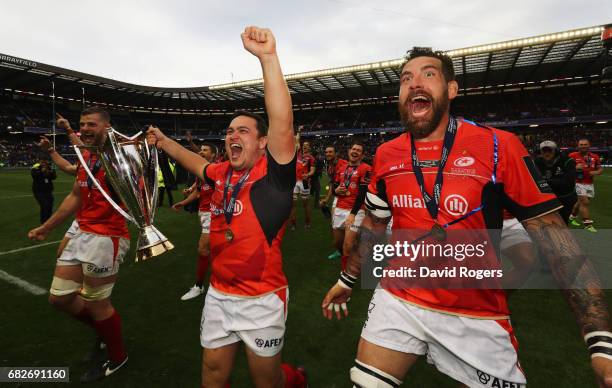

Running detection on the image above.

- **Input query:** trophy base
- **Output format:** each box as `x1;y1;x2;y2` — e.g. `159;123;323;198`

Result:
136;225;174;262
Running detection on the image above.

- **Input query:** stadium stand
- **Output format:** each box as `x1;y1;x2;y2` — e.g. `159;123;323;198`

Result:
0;25;610;167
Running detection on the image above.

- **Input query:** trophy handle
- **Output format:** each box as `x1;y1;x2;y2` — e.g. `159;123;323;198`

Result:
73;145;136;224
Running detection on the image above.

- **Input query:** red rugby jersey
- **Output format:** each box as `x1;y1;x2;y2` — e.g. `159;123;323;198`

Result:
569;151;600;185
335;161;371;211
203;150;296;297
296;152;315;182
197;178;214;212
368;120;560;318
76;150;129;239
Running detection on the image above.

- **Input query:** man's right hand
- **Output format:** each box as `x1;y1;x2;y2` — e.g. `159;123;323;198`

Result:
36;136;52;152
28;226;50;241
335;185;347;196
146;126;167;148
171;203;184;213
56;113;72;131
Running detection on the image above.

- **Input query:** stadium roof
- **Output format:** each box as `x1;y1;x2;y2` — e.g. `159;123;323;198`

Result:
0;25;608;114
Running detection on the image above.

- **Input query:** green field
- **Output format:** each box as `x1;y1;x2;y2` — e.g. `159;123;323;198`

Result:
0;169;611;387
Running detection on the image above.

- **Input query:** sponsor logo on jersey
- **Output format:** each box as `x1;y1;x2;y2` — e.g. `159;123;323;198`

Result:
444;194;468;216
391;194;425;208
453;156;475;167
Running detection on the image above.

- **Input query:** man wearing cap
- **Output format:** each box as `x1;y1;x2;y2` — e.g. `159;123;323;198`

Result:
534;140;577;224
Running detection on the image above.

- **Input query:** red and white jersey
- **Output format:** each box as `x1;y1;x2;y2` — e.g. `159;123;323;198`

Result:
296;152;315;182
203;151;296;297
368;120;560;318
75;150;129;239
198;178;214;212
569;151;600;185
334;160;371;210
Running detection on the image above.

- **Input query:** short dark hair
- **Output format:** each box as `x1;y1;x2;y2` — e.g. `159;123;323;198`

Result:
350;139;366;151
578;138;590;143
230;110;268;137
81;106;111;122
399;47;455;82
202;142;217;155
325;145;336;151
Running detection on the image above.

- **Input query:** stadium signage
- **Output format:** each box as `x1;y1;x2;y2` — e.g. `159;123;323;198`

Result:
0;54;37;68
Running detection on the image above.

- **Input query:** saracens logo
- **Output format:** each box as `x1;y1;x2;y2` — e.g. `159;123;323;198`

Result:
453;156;475;167
444;194;468;216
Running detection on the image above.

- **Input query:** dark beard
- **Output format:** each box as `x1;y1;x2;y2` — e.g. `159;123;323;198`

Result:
399;93;449;138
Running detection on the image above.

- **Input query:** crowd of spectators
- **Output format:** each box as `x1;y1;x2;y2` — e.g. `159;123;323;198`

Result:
0;85;609;167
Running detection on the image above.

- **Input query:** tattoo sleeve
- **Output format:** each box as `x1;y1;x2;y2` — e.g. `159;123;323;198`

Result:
522;211;610;335
346;210;390;278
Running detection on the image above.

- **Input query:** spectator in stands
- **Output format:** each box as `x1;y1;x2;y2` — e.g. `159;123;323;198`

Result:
31;158;56;223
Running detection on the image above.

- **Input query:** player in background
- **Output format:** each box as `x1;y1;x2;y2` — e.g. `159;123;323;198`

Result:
28;107;130;382
319;145;346;260
534;140;577;224
289;140;315;230
172;143;217;300
331;141;371;270
146;26;307;388
322;48;612;387
569;138;602;232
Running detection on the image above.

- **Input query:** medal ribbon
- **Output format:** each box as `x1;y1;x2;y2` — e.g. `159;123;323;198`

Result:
409;116;458;222
407;120;498;243
86;155;102;192
222;168;251;226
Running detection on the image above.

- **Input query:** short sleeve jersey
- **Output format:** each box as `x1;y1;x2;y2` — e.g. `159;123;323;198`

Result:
203;150;296;297
197;178;214;212
569;151;601;185
76;150;129;239
296;153;315;182
368;120;560;318
334;161;371;210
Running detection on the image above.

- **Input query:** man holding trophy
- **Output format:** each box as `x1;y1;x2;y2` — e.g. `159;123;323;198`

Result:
146;26;307;388
28;107;130;382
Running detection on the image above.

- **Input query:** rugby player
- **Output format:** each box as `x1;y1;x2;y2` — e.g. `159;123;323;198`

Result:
28;106;130;382
322;47;612;387
146;26;306;388
289;140;315;230
172;143;217;300
569;138;602;232
331;141;371;270
319;145;346;260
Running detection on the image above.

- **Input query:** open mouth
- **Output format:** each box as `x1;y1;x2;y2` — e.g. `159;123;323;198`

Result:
230;143;243;160
80;132;95;143
409;94;432;116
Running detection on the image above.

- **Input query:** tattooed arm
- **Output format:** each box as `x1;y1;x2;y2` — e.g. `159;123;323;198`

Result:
321;211;390;320
522;211;612;386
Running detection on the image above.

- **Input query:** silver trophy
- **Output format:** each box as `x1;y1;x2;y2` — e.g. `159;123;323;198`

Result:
74;127;174;261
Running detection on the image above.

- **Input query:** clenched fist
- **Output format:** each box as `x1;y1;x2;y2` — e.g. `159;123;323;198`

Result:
241;26;276;59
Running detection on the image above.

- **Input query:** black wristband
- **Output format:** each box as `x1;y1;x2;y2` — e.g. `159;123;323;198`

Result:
338;271;357;289
584;331;612;359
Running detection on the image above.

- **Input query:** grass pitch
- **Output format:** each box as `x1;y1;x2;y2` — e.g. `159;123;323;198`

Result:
0;168;611;387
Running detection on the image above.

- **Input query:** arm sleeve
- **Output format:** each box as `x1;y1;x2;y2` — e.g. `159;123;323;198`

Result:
365;153;391;218
266;148;297;192
202;163;217;187
500;134;561;221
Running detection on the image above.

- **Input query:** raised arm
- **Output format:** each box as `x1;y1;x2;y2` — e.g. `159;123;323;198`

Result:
241;26;294;164
37;136;77;175
146;126;209;181
56;113;83;146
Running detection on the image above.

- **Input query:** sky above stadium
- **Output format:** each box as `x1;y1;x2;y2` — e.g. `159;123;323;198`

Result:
1;0;610;87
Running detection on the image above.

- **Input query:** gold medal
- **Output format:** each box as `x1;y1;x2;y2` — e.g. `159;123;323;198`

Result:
431;223;446;242
225;228;234;242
